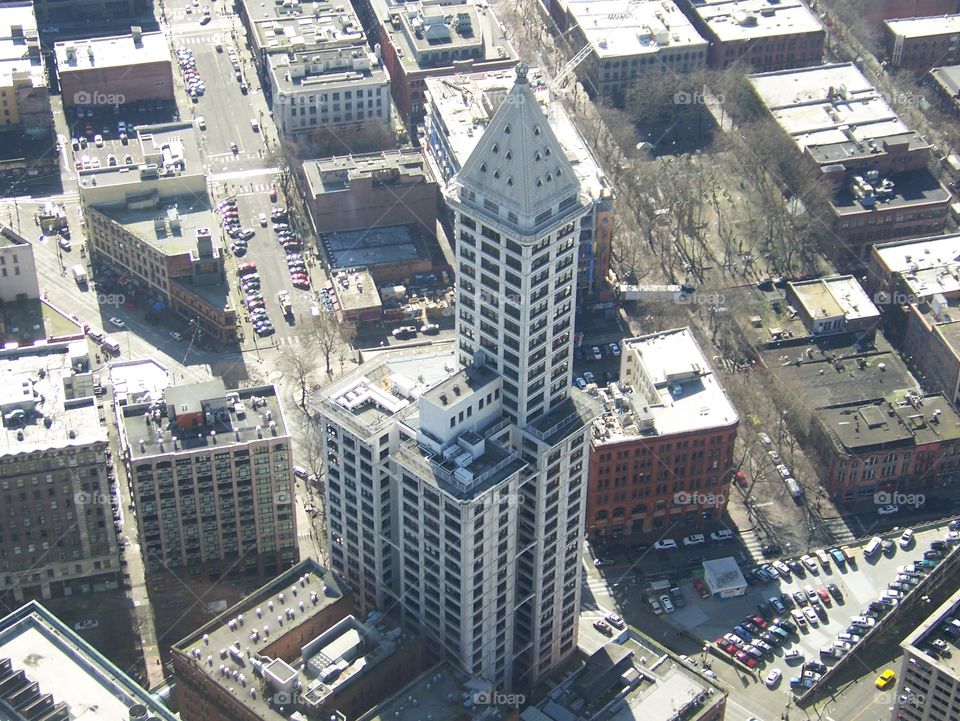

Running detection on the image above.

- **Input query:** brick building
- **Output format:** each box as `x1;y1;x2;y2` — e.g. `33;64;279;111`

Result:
861;0;960;31
884;15;960;71
586;328;739;547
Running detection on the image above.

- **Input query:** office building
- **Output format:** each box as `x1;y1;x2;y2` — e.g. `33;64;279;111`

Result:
55;28;174;109
424;67;613;300
0;225;39;302
0;600;177;720
117;379;298;581
885;15;960;72
78;122;238;344
678;0;824;72
748;63;950;264
173;558;426;721
895;585;960;721
586;328;738;546
353;0;516;124
0;2;51;137
314;64;599;692
0;342;120;603
557;0;708;102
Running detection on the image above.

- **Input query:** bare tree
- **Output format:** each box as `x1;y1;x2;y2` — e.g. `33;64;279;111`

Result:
305;313;357;377
277;338;319;410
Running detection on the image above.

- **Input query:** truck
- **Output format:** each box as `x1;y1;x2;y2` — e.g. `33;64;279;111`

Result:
785;477;803;503
277;290;292;316
71;264;88;286
617;283;683;302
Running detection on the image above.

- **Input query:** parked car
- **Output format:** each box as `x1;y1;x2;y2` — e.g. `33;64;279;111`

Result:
683;534;705;547
875;670;896;689
593;620;613;636
765;669;782;688
660;595;675;613
654;539;678;551
800;555;819;572
899;529;915;548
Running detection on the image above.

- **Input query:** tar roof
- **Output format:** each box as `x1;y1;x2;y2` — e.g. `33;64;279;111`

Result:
356;660;492;721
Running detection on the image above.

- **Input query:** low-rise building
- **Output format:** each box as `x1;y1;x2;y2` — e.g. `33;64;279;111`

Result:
55;27;174;109
885;14;960;71
326;268;383;323
79;122;237;344
860;0;960;32
894;585;960;721
785;275;880;337
0;600;177;720
0;342;121;603
319;224;435;285
117;380;298;581
0;2;50;138
809;391;960;503
424;67;613;300
587;328;738;547
521;635;725;721
678;0;824;72
173;558;425;721
557;0;708;102
302;149;438;235
353;0;516;124
930;64;960;115
748;63;950;265
0;224;39;302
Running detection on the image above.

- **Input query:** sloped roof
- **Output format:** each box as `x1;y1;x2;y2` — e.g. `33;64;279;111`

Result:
454;63;582;231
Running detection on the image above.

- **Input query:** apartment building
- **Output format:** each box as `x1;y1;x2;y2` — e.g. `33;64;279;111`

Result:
0;601;177;720
678;0;824;72
78;122;237;344
885;14;960;71
895;585;960;721
0;225;39;302
424;67;614;300
55;27;174;109
587;328;739;546
314;64;600;692
748;63;950;265
0;342;120;603
117;379;298;582
0;2;51;137
560;0;708;103
352;0;516;124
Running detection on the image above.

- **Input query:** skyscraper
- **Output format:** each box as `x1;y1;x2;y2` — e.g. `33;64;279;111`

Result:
315;63;598;692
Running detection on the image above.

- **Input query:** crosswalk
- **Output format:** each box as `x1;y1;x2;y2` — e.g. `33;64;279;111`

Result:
172;34;224;46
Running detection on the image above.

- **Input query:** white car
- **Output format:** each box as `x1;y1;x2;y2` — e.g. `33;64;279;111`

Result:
710;529;734;542
259;212;268;226
605;613;625;628
772;560;791;575
108;317;125;329
682;534;705;546
169;331;183;341
654;539;678;551
649;598;663;615
803;607;819;625
878;504;900;515
250;118;260;131
899;529;914;548
776;464;791;478
583;371;596;384
94;134;103;147
574;377;587;390
784;649;803;663
196;116;206;130
758;432;772;445
765;669;782;687
660;594;675;613
702;669;718;680
801;554;819;573
948;530;960;544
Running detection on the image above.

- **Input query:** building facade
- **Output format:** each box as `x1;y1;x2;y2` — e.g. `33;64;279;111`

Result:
586;329;738;547
679;0;824;72
0;3;50;138
0;225;39;302
315;64;599;692
117;380;298;582
885;15;960;72
0;342;121;603
423;68;613;301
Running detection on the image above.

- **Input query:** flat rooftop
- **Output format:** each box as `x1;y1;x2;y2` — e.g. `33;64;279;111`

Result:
119;383;288;460
0;343;105;456
596;328;737;442
425;67;609;201
564;0;707;59
903;585;960;680
174;559;351;720
243;0;366;55
54;30;170;71
104;196;220;256
689;0;823;42
816;392;960;451
874;233;960;274
0;0;43;90
885;14;960;39
108;358;169;406
330;267;382;313
525;390;601;446
931;64;960;96
357;660;492;721
304;148;430;196
270;46;387;93
790;276;880;323
320;223;431;270
748;63;927;161
0;601;178;721
833;168;949;214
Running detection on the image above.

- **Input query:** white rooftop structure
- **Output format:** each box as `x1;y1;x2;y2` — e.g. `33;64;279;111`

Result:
592;327;738;444
885;14;960;39
789;275;881;323
690;0;823;41
0;1;43;88
874;234;960;300
108;358;170;406
563;0;706;59
425;67;608;202
54;30;170;70
703;557;747;598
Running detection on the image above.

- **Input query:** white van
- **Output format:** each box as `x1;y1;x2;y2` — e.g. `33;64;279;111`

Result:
864;536;883;557
102;336;121;354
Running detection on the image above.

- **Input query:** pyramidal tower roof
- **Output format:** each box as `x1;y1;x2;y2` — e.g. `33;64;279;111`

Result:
453;63;584;234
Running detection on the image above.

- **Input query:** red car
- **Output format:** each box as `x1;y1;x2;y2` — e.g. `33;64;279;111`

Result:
693;579;710;599
749;615;769;629
742;655;758;668
818;588;832;606
237;263;257;275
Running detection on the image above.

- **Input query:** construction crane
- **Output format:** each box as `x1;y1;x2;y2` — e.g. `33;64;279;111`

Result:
547;42;592;96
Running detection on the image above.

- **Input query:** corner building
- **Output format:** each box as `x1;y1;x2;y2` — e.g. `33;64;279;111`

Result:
315;63;598;693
